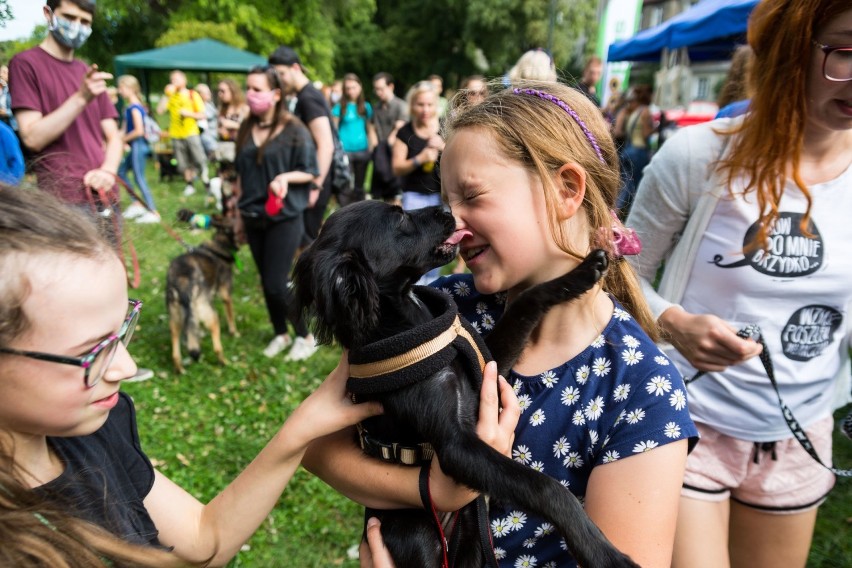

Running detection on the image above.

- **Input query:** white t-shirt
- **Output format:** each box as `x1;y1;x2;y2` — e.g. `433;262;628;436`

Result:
667;162;852;441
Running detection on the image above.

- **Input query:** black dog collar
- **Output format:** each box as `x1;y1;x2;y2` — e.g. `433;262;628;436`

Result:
347;286;489;395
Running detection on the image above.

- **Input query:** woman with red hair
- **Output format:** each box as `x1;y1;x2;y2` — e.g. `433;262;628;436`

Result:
626;0;852;566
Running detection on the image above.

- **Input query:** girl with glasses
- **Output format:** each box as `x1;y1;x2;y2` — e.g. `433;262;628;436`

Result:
625;1;852;566
0;186;381;565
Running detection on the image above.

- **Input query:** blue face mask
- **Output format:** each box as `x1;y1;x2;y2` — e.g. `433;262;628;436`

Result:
48;11;93;50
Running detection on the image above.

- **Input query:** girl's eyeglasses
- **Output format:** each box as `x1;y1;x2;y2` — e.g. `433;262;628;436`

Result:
0;299;142;389
814;41;852;82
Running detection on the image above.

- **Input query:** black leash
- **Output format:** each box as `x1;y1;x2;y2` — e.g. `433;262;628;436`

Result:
687;325;851;477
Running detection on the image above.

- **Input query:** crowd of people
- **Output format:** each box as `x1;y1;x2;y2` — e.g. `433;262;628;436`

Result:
0;0;850;567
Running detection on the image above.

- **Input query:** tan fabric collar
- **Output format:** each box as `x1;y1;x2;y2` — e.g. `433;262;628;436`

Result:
350;314;485;379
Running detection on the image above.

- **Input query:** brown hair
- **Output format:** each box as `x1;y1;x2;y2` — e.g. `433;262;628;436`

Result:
0;186;113;348
444;81;658;339
716;45;753;108
0;464;187;567
216;78;245;114
716;0;850;249
47;0;95;14
235;66;295;165
342;73;368;118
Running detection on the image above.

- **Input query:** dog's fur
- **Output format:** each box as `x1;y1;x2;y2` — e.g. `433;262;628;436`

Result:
166;213;239;373
293;200;638;568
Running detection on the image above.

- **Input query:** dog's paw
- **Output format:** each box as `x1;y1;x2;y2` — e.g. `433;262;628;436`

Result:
571;249;609;286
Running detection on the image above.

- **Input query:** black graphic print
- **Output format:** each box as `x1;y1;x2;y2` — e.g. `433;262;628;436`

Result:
781;305;842;361
712;212;823;277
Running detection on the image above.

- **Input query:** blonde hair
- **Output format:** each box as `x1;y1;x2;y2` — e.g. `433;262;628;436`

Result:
405;80;438;117
117;75;142;98
508;50;557;83
444;81;658;339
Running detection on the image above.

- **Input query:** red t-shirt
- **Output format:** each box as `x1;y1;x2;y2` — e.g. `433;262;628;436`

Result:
9;47;118;204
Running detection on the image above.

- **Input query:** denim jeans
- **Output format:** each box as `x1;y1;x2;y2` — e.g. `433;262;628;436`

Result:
118;139;156;211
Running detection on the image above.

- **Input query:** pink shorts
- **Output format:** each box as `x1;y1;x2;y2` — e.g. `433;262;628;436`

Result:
682;415;836;514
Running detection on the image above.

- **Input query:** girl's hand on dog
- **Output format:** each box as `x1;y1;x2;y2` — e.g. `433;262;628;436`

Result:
359;517;396;568
427;361;520;512
477;361;520;457
283;352;383;450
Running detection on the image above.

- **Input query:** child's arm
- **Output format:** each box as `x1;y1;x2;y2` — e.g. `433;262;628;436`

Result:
142;357;382;566
302;361;520;513
584;439;689;568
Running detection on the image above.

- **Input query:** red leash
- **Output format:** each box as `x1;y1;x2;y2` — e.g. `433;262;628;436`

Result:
84;180;141;289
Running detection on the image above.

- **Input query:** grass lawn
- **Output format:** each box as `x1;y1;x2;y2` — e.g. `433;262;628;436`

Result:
114;159;848;567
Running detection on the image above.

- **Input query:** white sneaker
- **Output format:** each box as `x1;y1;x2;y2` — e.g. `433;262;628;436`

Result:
122;202;146;219
263;334;293;358
183;184;196;196
135;211;161;224
284;335;319;362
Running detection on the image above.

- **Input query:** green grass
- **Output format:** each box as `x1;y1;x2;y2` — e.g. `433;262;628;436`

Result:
119;161;848;567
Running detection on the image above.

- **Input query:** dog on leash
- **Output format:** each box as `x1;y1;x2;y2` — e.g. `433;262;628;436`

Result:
166;211;239;374
292;200;637;568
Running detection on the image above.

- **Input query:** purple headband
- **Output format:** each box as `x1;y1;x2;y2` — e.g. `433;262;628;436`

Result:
512;87;606;164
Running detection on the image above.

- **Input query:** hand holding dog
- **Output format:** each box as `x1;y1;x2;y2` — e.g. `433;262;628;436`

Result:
428;361;520;512
283;353;383;451
359;517;396;568
659;305;762;372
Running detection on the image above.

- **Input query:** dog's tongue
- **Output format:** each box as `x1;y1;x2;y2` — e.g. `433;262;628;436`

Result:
444;229;472;246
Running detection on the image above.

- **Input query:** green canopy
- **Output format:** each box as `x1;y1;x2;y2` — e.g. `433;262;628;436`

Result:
113;38;266;76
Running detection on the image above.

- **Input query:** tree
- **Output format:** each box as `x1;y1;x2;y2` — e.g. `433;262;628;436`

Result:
0;0;11;29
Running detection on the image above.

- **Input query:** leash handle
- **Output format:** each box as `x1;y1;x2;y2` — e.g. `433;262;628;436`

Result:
688;325;851;478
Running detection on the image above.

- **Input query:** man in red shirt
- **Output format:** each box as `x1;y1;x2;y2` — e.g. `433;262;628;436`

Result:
10;0;121;212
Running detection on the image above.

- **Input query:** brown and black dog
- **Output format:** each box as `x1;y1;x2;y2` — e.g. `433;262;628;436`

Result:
166;212;239;373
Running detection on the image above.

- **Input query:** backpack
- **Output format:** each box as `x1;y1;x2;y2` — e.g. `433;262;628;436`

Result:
144;114;162;145
330;125;354;195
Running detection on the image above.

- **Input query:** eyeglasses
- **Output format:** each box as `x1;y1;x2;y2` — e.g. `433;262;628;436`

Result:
813;40;852;82
0;299;142;389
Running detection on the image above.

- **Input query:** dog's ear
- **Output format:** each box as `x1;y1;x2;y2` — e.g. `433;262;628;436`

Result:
176;208;195;223
293;246;380;349
209;214;232;229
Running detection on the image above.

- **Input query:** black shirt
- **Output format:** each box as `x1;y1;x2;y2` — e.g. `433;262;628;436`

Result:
397;122;441;195
235;121;319;221
39;392;159;546
293;83;332;125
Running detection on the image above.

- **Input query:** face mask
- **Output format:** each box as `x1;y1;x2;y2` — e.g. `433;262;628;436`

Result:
330;92;342;105
48;11;92;50
247;90;277;116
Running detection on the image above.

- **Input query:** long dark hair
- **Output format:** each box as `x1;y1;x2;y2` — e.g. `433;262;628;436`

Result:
235;66;293;165
342;73;367;118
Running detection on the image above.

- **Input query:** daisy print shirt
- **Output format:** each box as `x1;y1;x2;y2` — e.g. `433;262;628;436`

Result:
432;274;699;568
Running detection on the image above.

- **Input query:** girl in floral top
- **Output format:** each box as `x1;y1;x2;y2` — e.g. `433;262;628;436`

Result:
305;81;698;568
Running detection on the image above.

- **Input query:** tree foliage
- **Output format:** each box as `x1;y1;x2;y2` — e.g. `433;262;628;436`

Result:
2;0;598;92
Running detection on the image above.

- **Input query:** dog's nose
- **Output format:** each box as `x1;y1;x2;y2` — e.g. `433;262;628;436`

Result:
441;202;452;216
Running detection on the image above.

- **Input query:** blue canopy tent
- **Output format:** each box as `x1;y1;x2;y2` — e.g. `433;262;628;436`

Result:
608;0;758;62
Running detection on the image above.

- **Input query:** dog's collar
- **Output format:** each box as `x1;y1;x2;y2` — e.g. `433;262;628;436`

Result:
350;314;484;379
347;286;489;396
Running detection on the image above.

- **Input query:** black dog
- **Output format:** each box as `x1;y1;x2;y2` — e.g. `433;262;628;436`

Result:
293;200;637;568
166;212;239;373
